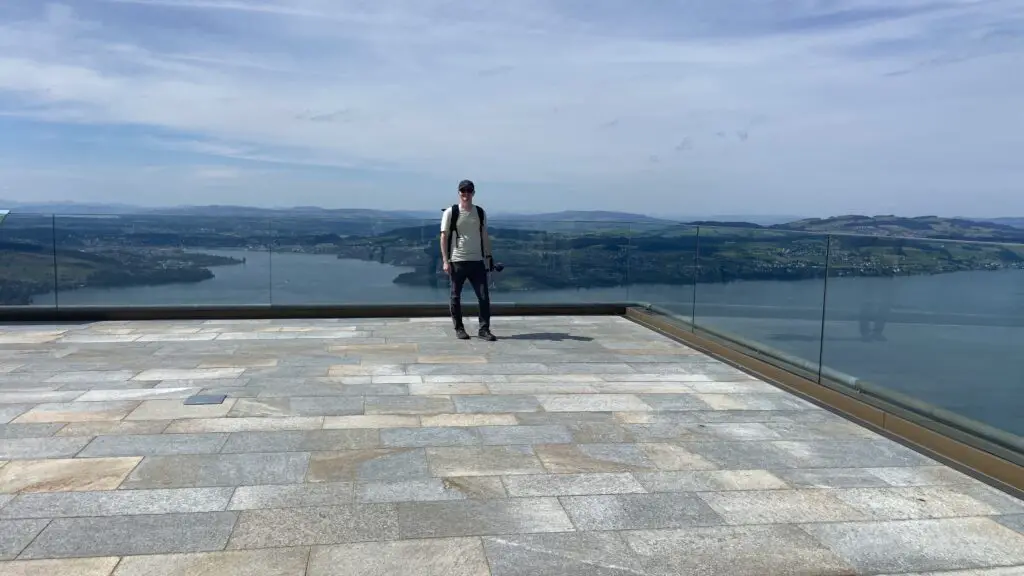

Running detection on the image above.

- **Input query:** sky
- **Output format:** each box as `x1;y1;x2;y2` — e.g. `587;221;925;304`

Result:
0;0;1021;217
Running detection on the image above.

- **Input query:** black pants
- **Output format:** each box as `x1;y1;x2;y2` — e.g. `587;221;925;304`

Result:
449;260;490;331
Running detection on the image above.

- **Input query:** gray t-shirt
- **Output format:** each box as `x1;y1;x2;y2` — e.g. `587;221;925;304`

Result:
441;205;485;262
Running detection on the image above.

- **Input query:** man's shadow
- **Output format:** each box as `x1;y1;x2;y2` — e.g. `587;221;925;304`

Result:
500;332;594;342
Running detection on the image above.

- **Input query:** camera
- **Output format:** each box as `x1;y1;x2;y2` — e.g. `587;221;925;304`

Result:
491;262;505;272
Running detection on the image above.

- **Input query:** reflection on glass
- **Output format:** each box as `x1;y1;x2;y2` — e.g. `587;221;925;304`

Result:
821;235;1024;437
626;224;697;321
0;213;57;308
693;227;830;377
53;214;272;306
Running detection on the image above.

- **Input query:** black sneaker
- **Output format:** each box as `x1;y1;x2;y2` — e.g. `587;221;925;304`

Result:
478;328;497;341
455;328;470;340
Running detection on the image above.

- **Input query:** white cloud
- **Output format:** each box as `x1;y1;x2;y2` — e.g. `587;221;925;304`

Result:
0;0;1022;215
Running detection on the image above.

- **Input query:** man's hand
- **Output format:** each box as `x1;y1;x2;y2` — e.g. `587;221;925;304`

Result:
443;261;451;275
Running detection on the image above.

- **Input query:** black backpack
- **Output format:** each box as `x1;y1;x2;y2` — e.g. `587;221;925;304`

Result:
443;203;486;259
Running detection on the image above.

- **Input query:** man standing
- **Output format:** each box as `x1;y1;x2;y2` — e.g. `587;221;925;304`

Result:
441;179;497;341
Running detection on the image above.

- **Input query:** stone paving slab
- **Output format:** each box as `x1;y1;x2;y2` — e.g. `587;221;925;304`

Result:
0;315;1021;574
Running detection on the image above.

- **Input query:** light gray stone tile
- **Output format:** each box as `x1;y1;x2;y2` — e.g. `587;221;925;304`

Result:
229;397;363;417
695;393;814;411
323;415;420;429
483;532;644;576
503;473;646;497
112;547;310;576
637;469;789;492
800;517;1024;574
681;440;804;469
357;478;489;503
427;446;545;477
220;429;379;453
561;492;723;530
772;467;891;488
866;466;976;487
74;387;199;402
45;370;137;383
772;440;935;468
516;412;618;426
947;483;1024;515
399;498;574;538
120;452;310;489
0;487;233;518
477;425;574;445
364;396;454;415
624;524;857;576
0;557;121;576
454;395;542;413
226;504;397;548
125;399;235;420
537;394;650;412
0;391;82;404
0;519;49;560
831;486;1005;520
19;512;237;559
536;444;658;474
0;424;65;439
134;368;244;381
78;433;229;457
308;537;490;576
700;489;872;524
308;449;430;482
995;514;1024;535
380;427;481;447
420;414;517;427
228;482;353;509
0;437;90;459
638;394;710;411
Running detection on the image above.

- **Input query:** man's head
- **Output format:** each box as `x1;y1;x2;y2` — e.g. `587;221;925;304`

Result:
457;179;475;203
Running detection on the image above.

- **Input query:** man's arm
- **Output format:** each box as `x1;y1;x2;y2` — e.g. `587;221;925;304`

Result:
440;208;451;265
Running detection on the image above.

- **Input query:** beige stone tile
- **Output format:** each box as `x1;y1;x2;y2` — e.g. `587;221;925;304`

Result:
0;457;140;493
0;557;120;576
411;382;489;396
55;421;170;437
125;399;236;420
133;368;245;381
75;388;199;402
328;365;405;377
416;356;488;364
323;415;421;429
328;343;418;354
700;489;871;524
12;402;138;423
164;417;324;433
196;358;279;368
640;444;718;471
420;414;518;427
112;547;308;576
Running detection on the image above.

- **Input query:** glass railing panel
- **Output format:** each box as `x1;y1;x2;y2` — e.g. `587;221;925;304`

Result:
626;223;698;322
0;213;57;308
53;213;272;306
493;219;631;304
693;226;831;378
270;215;445;305
821;234;1024;438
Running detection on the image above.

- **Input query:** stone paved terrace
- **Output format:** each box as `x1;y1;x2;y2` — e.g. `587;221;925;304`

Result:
0;315;1023;576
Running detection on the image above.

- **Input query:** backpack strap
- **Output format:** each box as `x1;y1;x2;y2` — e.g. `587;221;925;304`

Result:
476;206;487;257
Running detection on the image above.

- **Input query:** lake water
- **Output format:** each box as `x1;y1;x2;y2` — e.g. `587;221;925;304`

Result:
42;249;1024;438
